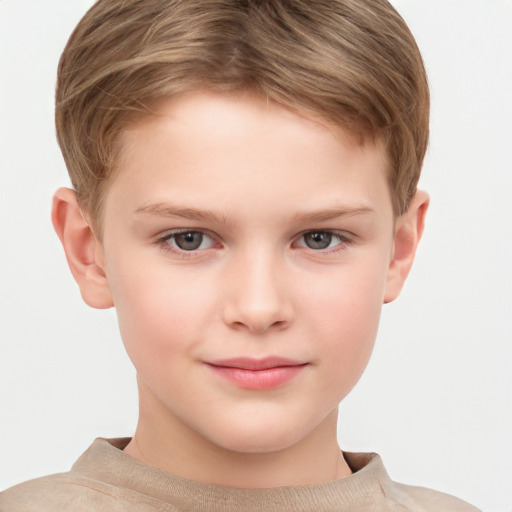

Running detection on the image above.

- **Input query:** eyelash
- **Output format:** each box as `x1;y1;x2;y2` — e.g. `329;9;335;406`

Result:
154;229;353;256
155;229;219;257
293;230;351;253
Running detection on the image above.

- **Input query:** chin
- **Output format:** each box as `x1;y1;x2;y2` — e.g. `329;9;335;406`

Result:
204;420;310;455
219;437;298;456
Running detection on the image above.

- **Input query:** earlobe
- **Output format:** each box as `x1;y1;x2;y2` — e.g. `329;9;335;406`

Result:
51;188;113;309
384;190;429;303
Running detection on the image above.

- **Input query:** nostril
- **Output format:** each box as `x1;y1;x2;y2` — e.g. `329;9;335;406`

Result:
224;309;292;334
221;263;294;332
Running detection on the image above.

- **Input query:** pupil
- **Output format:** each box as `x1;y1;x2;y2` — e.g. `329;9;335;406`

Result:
175;232;202;250
305;231;332;249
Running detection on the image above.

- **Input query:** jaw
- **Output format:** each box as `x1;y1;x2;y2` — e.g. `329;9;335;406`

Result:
125;375;348;487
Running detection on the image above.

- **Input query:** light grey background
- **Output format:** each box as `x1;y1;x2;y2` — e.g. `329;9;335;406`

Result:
0;1;510;511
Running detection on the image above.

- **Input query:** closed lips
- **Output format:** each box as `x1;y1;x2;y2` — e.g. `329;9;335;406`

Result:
205;358;309;390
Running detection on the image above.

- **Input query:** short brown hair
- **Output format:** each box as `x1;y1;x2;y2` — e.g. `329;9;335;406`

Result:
56;0;429;230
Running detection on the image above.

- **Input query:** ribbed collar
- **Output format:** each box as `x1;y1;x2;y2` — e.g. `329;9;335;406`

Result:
71;438;395;512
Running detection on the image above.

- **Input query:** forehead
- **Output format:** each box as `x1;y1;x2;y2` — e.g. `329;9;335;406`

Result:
104;91;392;223
117;90;386;170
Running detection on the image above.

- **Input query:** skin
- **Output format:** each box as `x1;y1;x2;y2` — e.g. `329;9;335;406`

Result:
52;91;428;488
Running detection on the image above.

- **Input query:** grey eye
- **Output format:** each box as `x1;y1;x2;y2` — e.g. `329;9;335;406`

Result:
173;231;204;251
303;231;332;250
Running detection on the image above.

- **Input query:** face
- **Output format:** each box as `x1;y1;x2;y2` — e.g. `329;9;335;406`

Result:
99;91;396;454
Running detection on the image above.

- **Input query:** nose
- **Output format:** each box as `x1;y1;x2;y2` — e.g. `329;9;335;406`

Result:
222;251;294;334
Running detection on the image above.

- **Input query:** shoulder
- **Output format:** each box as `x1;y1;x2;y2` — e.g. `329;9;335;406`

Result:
0;471;167;512
392;482;482;512
344;452;481;512
0;473;122;512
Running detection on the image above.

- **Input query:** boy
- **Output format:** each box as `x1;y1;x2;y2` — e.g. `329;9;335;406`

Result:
0;0;481;510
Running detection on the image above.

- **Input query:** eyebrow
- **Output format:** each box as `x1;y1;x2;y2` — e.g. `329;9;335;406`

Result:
292;206;375;222
135;203;227;223
136;202;374;224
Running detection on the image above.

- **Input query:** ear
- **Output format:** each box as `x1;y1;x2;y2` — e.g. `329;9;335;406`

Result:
51;188;113;309
384;190;429;303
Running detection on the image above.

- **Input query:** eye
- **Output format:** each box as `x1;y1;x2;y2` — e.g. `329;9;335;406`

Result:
296;231;346;250
161;230;216;252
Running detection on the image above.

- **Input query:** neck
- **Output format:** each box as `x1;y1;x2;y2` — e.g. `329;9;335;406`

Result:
124;377;352;488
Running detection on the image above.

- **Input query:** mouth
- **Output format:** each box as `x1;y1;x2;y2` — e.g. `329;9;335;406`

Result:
204;357;309;390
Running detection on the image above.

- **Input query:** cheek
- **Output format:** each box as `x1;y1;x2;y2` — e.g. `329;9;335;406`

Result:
304;256;387;331
106;255;214;365
303;260;388;389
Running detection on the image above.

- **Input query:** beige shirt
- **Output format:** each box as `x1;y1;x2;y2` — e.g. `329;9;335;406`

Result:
0;438;481;511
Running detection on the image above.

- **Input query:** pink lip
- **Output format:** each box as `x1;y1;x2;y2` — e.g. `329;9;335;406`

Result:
205;357;308;390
